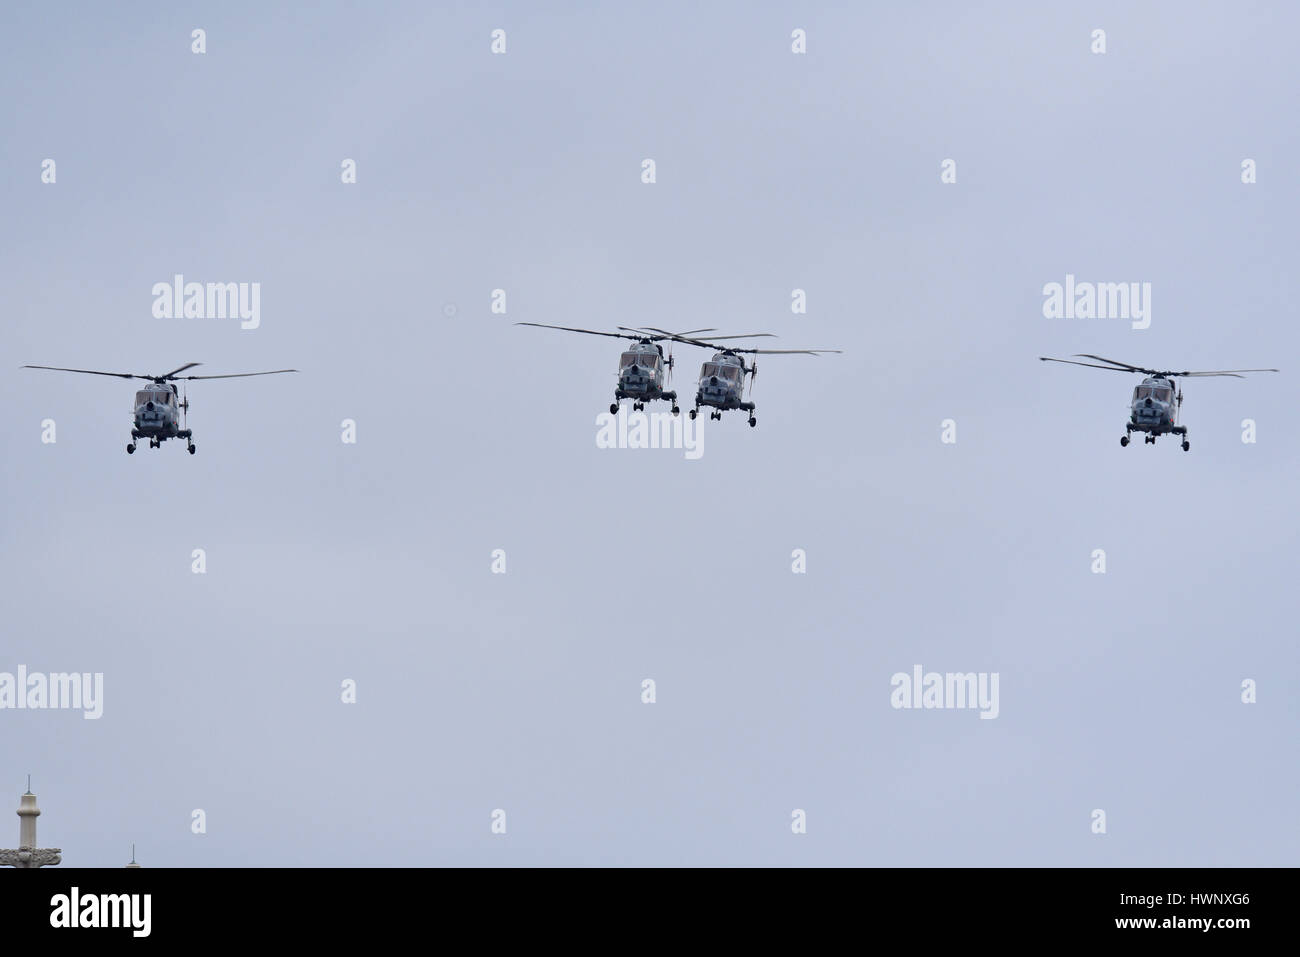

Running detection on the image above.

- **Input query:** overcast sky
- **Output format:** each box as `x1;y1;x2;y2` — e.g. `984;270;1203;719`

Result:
1;1;1296;866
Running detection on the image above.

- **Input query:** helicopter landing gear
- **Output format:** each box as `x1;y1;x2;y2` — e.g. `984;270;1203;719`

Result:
671;405;680;416
748;416;757;427
1182;440;1189;452
188;442;196;455
688;408;697;420
1120;435;1129;447
126;442;135;454
609;403;618;414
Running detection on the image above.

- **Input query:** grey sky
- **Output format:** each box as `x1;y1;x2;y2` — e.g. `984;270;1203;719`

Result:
1;1;1296;866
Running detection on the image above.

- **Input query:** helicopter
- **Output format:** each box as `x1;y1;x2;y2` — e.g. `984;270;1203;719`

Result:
516;323;777;416
21;362;298;454
635;328;842;427
1039;353;1278;450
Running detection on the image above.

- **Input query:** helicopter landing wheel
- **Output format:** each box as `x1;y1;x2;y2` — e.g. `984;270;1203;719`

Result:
609;403;618;415
1120;435;1129;447
188;443;196;455
1182;440;1189;452
688;409;697;420
671;405;680;416
748;416;757;427
126;443;135;454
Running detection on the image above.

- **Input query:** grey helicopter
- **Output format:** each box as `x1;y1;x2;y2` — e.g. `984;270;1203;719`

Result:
21;362;297;454
1039;353;1278;450
516;323;778;416
636;328;842;427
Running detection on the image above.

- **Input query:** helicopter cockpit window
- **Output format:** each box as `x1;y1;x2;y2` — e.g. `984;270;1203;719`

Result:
135;391;152;406
1135;387;1150;400
703;363;739;383
621;352;654;370
1153;388;1171;403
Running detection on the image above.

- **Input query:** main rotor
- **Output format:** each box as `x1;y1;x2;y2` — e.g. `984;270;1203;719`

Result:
22;362;299;384
635;327;842;358
1039;354;1278;380
516;323;778;346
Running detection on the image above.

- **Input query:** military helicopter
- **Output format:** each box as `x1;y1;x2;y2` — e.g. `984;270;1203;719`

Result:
1039;353;1278;450
21;362;297;454
636;328;842;427
516;323;777;416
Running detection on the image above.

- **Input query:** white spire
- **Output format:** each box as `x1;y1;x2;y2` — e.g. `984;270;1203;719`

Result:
0;784;62;868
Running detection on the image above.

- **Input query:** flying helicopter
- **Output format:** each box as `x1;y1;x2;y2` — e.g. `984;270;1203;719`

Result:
21;362;297;454
1039;353;1278;450
516;323;777;416
636;328;842;427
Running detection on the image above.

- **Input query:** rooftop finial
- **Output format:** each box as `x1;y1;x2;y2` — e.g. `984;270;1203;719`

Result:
25;775;31;795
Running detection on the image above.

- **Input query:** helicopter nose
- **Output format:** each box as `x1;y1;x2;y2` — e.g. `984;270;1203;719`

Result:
146;401;155;411
1144;397;1153;408
629;365;639;375
710;375;718;386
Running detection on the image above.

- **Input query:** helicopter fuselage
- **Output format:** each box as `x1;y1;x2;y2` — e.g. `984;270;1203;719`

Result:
1126;375;1181;436
615;342;669;401
694;352;753;413
131;383;192;448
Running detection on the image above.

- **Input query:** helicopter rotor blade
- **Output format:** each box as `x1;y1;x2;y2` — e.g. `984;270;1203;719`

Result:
179;369;298;380
639;328;837;354
1072;354;1161;375
517;322;643;341
616;326;719;337
21;365;151;380
1040;357;1144;373
1070;355;1278;377
691;333;778;341
745;348;840;355
629;326;776;341
158;362;202;380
